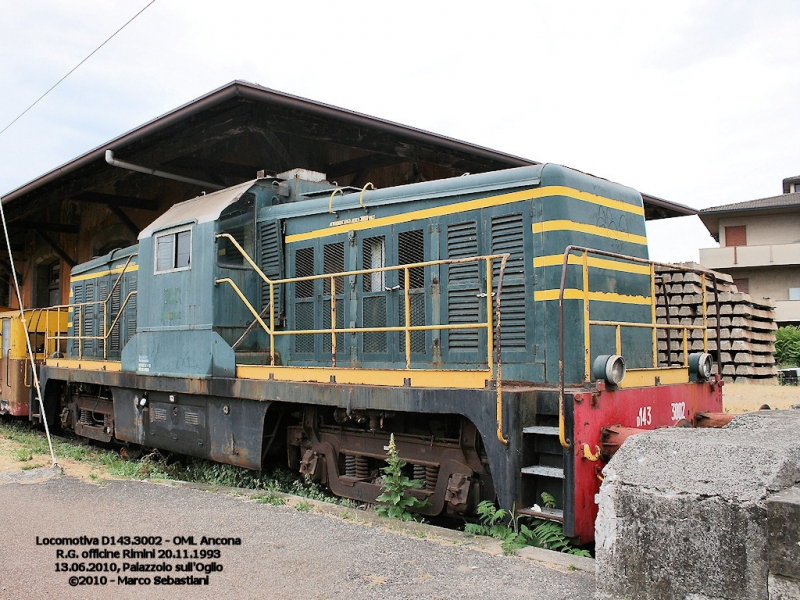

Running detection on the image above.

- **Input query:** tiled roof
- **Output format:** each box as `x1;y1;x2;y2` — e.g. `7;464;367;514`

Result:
700;192;800;214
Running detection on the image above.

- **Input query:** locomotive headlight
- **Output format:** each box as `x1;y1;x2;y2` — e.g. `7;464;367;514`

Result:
689;353;713;381
592;354;626;386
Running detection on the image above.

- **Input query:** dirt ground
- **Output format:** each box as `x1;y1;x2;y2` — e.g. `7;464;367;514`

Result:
722;382;800;412
0;433;100;483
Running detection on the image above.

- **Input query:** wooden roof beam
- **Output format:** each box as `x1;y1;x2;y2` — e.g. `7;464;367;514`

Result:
35;231;76;268
108;205;140;237
10;221;79;234
73;192;159;211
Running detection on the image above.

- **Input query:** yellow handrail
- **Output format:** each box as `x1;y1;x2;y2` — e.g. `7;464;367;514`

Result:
557;245;715;449
577;252;709;376
215;279;274;365
328;188;343;214
216;235;511;444
42;254;138;359
359;182;374;210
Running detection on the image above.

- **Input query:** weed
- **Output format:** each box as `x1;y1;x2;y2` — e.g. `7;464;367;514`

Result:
415;531;426;539
465;501;510;538
295;499;312;513
12;447;31;462
375;434;428;522
568;564;577;572
341;510;352;520
465;496;591;557
253;491;286;506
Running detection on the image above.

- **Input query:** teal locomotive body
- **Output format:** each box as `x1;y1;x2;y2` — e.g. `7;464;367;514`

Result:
38;164;721;543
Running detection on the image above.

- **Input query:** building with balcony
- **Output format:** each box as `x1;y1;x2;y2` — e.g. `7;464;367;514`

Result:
698;176;800;325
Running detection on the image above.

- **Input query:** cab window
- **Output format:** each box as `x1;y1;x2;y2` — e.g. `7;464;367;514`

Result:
155;227;191;273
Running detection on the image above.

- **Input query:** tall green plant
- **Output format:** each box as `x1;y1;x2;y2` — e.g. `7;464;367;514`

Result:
465;498;591;557
375;434;428;521
775;326;800;368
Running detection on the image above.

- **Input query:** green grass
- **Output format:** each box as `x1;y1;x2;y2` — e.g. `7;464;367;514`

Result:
0;420;346;508
253;491;286;506
12;447;32;462
295;499;312;512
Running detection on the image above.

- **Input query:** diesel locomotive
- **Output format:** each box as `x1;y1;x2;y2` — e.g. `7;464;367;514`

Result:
20;163;722;543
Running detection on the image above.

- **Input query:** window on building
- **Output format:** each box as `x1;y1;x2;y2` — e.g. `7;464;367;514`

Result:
155;228;191;273
789;288;800;301
34;258;60;308
733;278;749;294
724;226;747;247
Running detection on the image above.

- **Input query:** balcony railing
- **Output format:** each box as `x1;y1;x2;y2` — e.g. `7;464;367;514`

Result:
700;242;800;269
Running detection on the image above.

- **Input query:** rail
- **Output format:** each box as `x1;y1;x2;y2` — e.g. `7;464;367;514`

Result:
557;245;721;449
215;233;512;444
43;254;138;359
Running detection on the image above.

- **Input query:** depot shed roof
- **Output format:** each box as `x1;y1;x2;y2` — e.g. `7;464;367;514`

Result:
0;80;694;223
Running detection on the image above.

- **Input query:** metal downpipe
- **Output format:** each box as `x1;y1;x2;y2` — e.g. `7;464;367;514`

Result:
105;150;224;191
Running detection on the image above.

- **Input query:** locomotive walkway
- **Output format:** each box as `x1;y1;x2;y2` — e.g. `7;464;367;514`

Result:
0;470;594;600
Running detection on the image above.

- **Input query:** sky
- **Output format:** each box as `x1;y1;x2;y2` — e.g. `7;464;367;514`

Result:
1;0;799;263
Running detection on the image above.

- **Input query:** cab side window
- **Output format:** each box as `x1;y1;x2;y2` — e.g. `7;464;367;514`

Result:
155;227;191;273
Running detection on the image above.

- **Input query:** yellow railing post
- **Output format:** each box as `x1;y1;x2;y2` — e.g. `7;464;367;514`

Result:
103;296;108;360
650;262;657;368
485;258;493;371
683;328;689;366
582;251;590;382
330;276;337;367
269;283;275;366
701;273;708;353
404;267;411;370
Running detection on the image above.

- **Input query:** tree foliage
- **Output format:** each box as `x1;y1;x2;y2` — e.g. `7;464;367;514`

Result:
775;326;800;367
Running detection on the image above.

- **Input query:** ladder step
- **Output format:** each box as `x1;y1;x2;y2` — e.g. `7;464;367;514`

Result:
517;506;564;522
523;426;559;436
521;465;565;479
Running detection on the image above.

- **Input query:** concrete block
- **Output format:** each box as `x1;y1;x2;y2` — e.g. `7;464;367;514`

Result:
769;574;800;600
767;487;800;581
596;409;800;600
